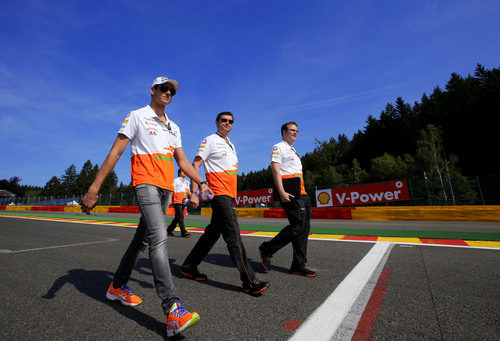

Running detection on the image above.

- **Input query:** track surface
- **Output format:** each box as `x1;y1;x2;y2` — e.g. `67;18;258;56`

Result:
1;214;499;340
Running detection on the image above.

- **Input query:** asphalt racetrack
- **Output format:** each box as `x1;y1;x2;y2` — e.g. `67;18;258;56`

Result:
1;212;499;340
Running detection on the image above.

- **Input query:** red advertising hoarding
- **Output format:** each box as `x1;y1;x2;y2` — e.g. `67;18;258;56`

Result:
331;180;410;206
235;188;274;206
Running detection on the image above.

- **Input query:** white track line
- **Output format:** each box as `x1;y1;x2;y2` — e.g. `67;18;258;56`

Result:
0;238;118;254
308;237;500;250
332;243;394;340
0;214;136;228
289;242;393;341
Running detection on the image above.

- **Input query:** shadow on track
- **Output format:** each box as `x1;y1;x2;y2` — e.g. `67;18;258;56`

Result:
137;257;244;294
40;254;276;339
137;255;277;294
41;268;167;338
204;253;291;275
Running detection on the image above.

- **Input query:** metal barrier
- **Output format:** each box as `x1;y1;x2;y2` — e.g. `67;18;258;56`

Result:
1;175;498;209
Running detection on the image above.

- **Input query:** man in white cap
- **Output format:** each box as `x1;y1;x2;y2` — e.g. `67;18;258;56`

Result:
81;76;213;338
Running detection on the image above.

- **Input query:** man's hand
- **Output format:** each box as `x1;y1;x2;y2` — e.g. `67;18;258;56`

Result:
279;192;294;203
199;182;214;200
188;192;200;209
81;190;98;215
79;134;129;215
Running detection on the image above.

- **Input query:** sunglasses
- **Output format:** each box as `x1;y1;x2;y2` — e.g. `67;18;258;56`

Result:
219;118;234;124
157;84;176;96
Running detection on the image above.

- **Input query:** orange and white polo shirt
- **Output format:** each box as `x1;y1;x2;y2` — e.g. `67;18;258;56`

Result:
118;105;182;191
197;133;238;198
172;177;190;204
270;140;307;195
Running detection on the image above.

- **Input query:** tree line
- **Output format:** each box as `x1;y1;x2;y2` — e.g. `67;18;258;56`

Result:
0;161;130;198
2;64;498;203
238;64;498;204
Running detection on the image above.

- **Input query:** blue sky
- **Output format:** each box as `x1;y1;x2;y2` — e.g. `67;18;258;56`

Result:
1;0;499;188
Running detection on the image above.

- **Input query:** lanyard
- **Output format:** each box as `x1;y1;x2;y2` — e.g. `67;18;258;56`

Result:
216;132;234;151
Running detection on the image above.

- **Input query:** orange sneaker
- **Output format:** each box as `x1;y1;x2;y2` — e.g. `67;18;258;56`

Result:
106;283;143;306
166;301;200;337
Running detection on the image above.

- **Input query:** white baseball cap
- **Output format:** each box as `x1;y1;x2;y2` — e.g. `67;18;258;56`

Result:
151;76;179;91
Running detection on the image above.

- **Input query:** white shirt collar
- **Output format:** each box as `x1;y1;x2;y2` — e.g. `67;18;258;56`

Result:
147;105;170;123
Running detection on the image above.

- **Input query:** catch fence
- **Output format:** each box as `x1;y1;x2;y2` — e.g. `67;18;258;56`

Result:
1;175;499;209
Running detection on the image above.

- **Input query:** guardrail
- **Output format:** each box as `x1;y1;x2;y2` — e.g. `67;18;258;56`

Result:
200;206;500;222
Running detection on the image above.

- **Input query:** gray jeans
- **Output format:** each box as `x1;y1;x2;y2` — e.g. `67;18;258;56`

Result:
112;184;179;314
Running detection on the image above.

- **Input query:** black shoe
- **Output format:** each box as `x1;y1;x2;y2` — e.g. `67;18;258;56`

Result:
290;265;317;277
242;278;270;295
167;231;174;236
180;267;208;281
181;233;191;238
259;245;272;271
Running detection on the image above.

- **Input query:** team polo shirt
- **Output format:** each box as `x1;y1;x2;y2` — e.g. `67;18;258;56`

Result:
118;105;182;191
172;177;190;204
196;133;238;198
270;140;307;195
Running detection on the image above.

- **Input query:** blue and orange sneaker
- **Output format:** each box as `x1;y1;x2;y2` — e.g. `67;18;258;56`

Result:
166;301;200;337
106;283;143;306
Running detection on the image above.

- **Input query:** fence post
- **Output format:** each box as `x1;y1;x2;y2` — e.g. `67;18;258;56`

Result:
443;151;456;205
476;175;485;205
408;178;414;200
423;171;431;205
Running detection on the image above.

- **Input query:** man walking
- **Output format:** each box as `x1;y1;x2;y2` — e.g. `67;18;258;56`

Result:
180;112;269;295
81;76;213;337
258;121;316;277
167;169;191;237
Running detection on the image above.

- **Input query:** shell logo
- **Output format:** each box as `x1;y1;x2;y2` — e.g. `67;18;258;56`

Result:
317;191;331;205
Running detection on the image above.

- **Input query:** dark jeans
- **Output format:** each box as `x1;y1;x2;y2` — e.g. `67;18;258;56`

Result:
167;203;188;235
182;195;256;283
260;194;312;268
112;184;179;314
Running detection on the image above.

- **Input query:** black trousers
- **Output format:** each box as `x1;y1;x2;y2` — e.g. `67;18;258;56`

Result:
260;194;312;268
182;195;255;283
167;203;188;235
